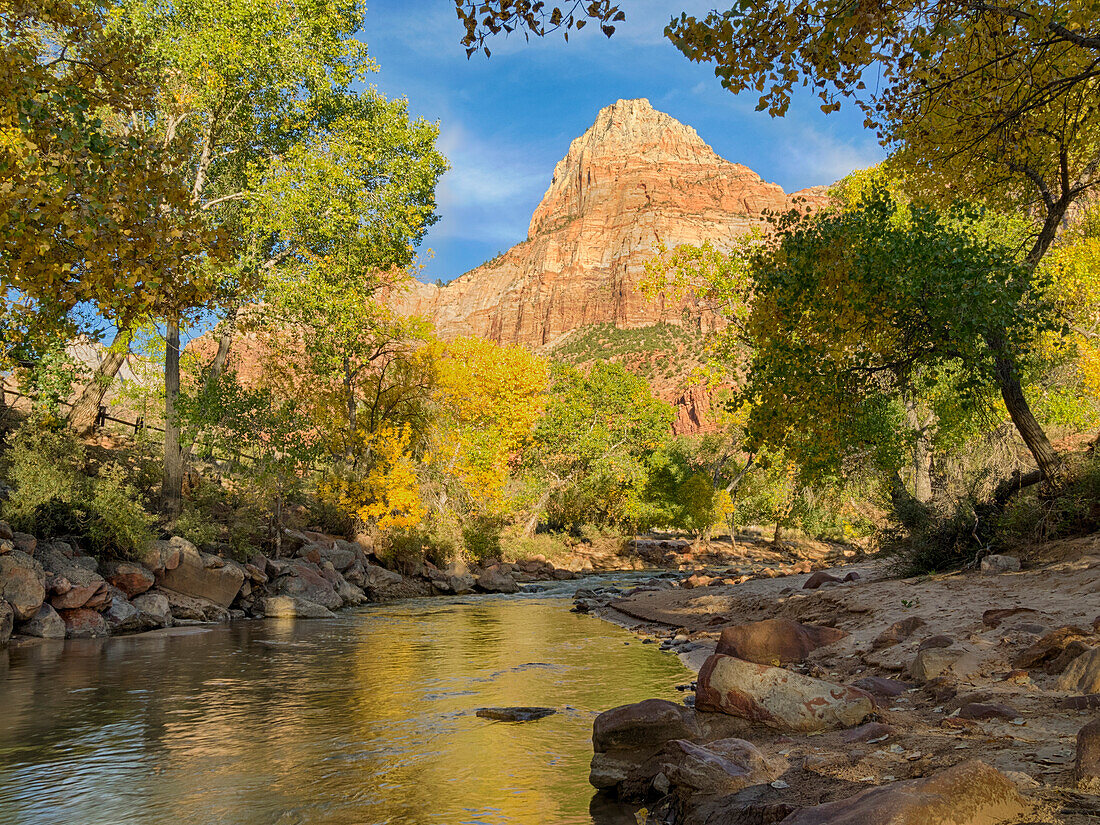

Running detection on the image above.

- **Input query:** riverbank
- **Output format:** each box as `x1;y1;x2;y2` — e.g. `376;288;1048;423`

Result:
580;534;1100;824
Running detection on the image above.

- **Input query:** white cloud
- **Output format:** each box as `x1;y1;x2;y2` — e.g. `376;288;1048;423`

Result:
776;124;885;186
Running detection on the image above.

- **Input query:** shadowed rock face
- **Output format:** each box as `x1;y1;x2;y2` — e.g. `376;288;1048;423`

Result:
392;99;827;351
779;760;1027;825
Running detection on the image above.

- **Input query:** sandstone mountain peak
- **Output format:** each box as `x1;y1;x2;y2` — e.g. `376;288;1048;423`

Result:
393;100;829;413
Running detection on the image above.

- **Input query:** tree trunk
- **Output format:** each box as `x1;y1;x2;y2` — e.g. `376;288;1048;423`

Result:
68;330;128;435
202;306;238;393
990;344;1062;482
163;314;184;518
904;399;934;504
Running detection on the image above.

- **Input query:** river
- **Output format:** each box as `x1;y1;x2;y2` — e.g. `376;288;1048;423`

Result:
0;579;691;825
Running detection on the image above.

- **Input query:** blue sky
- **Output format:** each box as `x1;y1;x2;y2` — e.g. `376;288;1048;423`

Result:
360;2;885;284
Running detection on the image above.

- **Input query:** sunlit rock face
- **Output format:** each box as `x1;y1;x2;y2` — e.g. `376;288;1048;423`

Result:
392;98;827;349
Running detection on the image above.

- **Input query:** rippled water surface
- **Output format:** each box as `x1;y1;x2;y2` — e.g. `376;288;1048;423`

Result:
0;583;690;825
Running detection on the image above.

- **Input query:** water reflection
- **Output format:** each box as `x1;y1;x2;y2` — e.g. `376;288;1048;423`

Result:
0;592;689;825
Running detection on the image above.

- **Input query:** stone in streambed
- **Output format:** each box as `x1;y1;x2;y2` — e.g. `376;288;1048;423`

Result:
476;565;519;594
958;702;1020;721
715;618;847;665
850;676;912;698
261;595;336;619
1013;625;1090;670
475;707;555;722
803;571;842;589
1057;648;1100;693
695;653;873;732
60;607;109;638
0;551;45;621
18;603;66;638
102;561;156;598
779;760;1027;825
131;592;172;628
871;616;926;650
980;554;1021;574
160;588;230;623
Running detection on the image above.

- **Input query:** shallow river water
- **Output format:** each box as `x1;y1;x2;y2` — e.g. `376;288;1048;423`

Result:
0;580;690;825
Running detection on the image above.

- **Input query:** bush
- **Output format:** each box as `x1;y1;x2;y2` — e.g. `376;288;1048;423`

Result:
462;516;502;564
880;496;987;576
995;452;1100;551
1;419;155;560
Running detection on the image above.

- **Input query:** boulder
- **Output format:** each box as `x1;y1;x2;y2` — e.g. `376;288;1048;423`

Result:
131;592;172;628
842;721;894;743
12;532;36;555
909;647;974;682
982;607;1038;628
917;634;955;651
139;539;182;576
850;676;912;698
643;737;787;798
0;538;11;556
695;653;873;732
1013;625;1090;670
1045;639;1093;675
779;760;1027;825
48;566;106;611
803;571;842;589
593;699;703;754
1076;718;1100;790
0;600;12;645
0;521;12;540
59;607;109;638
160;588;231;623
0;551;46;620
274;559;342;610
261;595;336;619
715;618;847;665
102;561;156;598
871;616;926;650
102;588;142;634
981;554;1021;574
957;702;1020;720
1055;647;1100;694
19;603;66;638
476;565;520;594
157;539;244;608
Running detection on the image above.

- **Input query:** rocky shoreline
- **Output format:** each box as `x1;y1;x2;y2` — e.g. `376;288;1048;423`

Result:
577;538;1100;824
0;520;584;646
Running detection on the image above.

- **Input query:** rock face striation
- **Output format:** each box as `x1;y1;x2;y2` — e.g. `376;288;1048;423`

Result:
393;98;826;349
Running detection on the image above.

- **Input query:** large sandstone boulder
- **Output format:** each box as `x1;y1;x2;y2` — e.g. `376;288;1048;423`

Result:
159;588;231;623
139;540;182;576
274;559;342;610
909;647;978;682
0;600;12;645
715;618;847;665
102;561;156;598
19;603;66;638
59;607;109;638
1013;625;1090;670
318;562;366;606
131;592;171;628
156;538;244;608
476;565;519;594
0;551;45;620
696;653;873;732
1055;648;1100;694
779;760;1027;825
261;595;336;619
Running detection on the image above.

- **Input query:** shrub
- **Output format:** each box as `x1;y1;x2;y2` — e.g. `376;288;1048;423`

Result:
1;419;155;560
462;516;502;564
995;452;1100;552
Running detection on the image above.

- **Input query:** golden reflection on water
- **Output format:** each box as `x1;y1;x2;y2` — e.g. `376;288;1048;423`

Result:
0;593;689;825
